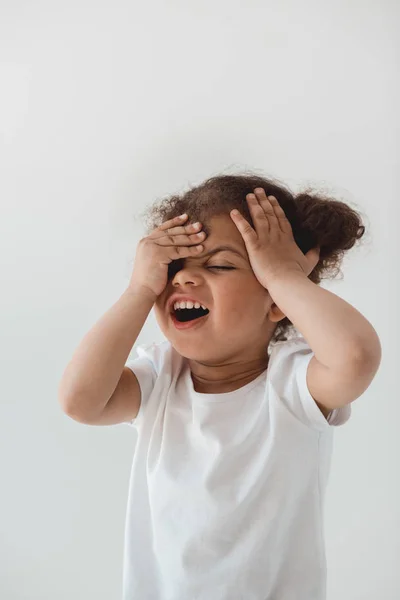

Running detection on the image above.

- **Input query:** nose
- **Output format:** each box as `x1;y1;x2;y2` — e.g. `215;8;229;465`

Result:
171;263;203;286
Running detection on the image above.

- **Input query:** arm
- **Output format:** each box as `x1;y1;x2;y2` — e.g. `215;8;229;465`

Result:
229;188;381;417
58;286;156;421
267;272;382;416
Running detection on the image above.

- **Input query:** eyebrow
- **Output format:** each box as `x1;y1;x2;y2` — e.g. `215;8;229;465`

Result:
200;245;246;260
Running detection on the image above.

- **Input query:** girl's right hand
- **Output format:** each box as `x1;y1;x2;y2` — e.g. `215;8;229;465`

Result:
129;214;206;300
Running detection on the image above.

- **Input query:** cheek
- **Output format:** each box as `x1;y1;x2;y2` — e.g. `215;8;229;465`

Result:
217;288;269;321
218;294;248;320
154;304;166;323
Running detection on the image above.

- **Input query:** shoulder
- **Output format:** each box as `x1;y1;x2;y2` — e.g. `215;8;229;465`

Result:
268;335;312;370
267;335;351;429
132;339;173;373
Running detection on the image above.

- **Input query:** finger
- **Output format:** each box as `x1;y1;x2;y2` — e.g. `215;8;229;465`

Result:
253;189;281;235
246;193;270;235
253;189;276;220
158;214;188;231
170;243;204;258
151;219;203;240
230;209;258;244
156;229;206;246
267;196;293;236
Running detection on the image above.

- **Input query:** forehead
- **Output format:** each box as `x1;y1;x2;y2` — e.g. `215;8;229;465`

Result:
202;214;245;248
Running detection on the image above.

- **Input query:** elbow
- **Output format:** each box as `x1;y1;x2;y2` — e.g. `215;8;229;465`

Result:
352;332;382;375
58;392;104;425
58;393;86;423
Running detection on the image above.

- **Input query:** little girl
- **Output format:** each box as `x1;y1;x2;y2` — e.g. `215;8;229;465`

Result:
59;173;382;600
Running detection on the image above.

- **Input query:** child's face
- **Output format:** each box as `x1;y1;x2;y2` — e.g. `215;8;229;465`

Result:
154;214;283;361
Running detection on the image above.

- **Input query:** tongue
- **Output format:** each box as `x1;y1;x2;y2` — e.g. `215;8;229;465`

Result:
176;308;208;322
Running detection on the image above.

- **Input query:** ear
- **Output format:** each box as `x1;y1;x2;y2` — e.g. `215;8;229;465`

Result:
267;302;286;323
305;246;320;276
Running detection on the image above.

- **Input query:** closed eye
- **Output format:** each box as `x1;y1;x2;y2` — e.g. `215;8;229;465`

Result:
208;266;235;270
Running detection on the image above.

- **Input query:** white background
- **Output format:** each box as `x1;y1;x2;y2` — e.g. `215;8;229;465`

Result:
1;1;398;598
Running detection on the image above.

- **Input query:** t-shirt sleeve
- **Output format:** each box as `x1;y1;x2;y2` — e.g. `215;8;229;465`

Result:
121;342;165;429
270;336;351;432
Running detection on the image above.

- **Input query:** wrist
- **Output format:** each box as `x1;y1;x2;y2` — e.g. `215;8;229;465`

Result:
125;285;157;305
266;268;307;289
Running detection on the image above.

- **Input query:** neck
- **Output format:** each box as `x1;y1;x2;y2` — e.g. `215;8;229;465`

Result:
189;354;270;394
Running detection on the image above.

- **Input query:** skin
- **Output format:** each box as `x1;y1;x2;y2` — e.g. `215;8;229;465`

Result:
154;214;287;394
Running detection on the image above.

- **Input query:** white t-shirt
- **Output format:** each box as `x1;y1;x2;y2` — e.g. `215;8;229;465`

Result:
121;336;351;600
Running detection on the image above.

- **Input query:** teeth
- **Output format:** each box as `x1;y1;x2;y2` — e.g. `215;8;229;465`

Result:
173;301;207;311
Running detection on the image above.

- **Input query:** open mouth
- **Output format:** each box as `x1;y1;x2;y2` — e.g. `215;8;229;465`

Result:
172;307;210;323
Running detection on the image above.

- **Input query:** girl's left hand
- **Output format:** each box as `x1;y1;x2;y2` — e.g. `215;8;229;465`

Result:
230;188;320;289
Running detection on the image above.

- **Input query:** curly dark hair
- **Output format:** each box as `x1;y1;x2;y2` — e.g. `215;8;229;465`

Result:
139;170;367;344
